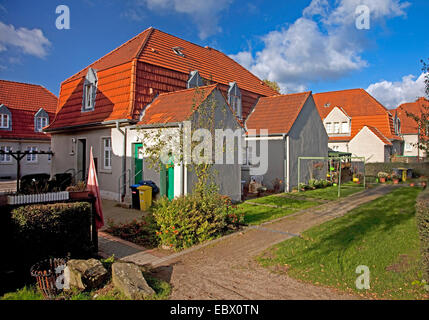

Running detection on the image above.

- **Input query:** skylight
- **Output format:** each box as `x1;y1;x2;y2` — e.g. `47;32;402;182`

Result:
172;46;184;57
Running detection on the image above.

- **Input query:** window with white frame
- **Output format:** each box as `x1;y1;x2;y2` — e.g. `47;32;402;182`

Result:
326;122;332;133
35;116;48;132
341;122;349;134
228;82;242;119
0;146;12;163
103;138;112;169
333;122;340;133
82;68;98;112
26;146;37;163
0;113;9;129
405;142;413;152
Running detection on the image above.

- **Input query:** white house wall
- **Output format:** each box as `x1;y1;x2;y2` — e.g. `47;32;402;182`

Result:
0;139;51;179
288;95;329;188
348;127;387;163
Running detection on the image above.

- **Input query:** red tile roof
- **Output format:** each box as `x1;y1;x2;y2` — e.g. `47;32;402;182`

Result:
138;85;218;125
0;80;57;140
365;126;392;145
313;88;400;141
395;97;429;134
48;28;277;131
245;92;312;135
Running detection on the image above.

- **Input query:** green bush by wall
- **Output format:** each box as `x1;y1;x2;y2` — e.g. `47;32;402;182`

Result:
416;189;429;282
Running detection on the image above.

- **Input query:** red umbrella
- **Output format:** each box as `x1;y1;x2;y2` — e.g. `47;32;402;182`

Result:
87;147;104;229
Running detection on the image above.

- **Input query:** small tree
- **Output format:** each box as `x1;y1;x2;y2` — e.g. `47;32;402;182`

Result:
263;79;281;93
405;59;429;156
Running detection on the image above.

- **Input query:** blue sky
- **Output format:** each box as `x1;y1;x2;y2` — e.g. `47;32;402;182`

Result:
0;0;428;108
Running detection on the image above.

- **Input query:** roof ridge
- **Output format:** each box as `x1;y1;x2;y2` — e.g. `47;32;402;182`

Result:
313;88;363;95
63;27;153;83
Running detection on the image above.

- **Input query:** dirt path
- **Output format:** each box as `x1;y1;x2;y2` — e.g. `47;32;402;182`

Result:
151;185;396;300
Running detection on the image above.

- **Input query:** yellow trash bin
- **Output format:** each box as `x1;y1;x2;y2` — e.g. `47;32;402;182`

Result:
137;185;152;211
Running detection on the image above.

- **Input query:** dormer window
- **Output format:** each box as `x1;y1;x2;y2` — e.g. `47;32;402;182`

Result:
228;82;242;119
0;104;11;131
0;113;9;129
395;118;401;135
82;68;97;112
34;108;49;132
187;70;204;89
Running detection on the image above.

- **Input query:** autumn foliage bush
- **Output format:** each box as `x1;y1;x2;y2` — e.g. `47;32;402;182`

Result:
152;189;244;250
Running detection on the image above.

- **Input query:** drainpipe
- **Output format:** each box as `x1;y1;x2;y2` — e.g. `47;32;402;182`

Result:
116;121;127;202
179;122;185;196
283;134;290;193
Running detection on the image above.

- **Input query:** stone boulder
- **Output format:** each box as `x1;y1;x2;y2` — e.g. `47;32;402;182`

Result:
111;262;155;299
65;259;108;291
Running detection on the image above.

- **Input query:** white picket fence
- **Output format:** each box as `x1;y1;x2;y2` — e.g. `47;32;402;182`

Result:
7;191;70;205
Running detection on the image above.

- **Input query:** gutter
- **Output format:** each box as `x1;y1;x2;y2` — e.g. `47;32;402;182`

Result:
44;119;134;133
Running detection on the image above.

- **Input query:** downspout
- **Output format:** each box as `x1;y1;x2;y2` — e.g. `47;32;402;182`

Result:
179;122;185;196
285;134;290;193
116;121;127;202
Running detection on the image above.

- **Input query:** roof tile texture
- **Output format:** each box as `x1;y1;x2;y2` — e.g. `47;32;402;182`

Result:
245;92;311;135
0;80;57;140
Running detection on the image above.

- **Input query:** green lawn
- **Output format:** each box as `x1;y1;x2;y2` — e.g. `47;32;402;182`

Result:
294;182;365;200
240;197;320;225
258;187;428;300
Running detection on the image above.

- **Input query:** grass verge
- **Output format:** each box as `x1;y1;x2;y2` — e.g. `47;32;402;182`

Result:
240;197;319;225
293;182;365;200
258;187;428;299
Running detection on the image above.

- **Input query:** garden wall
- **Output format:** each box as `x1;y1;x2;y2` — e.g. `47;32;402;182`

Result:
365;162;429;177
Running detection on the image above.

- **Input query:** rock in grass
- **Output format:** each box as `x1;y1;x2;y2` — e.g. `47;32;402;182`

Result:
111;262;155;299
65;259;108;290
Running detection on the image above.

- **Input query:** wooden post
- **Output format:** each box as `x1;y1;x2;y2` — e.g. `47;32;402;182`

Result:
90;196;98;255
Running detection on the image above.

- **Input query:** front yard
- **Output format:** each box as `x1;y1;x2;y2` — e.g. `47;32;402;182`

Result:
258;187;428;300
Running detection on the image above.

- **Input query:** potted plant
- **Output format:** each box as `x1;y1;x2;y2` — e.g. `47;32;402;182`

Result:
391;173;400;184
377;172;388;183
66;181;89;199
353;173;363;184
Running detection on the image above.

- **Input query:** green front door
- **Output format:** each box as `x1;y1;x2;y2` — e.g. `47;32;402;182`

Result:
160;156;174;200
134;143;143;184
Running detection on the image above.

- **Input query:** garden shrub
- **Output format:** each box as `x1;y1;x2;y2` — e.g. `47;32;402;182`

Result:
416;189;429;282
11;202;93;264
152;191;244;250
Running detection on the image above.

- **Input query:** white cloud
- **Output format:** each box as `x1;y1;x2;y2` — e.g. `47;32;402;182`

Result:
0;21;51;58
230;0;409;93
366;73;427;109
125;0;232;39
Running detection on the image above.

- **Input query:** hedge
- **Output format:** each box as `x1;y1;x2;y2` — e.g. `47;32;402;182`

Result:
416;189;429;282
10;202;93;264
